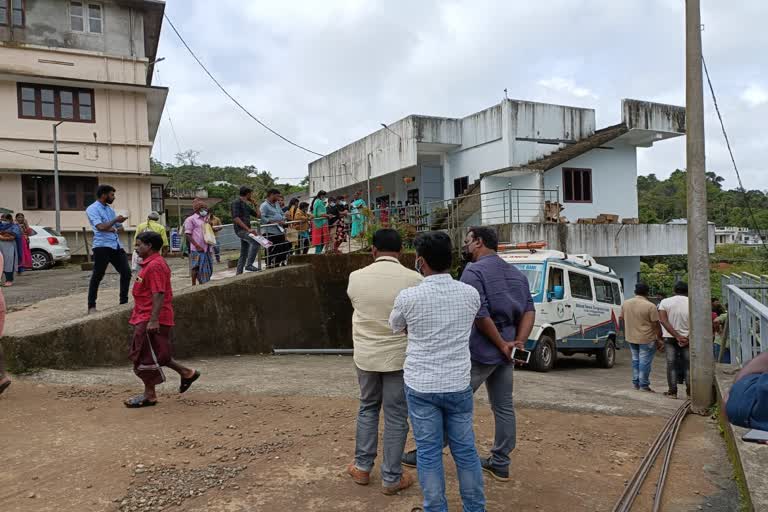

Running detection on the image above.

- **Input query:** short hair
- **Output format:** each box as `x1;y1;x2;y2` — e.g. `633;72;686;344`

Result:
136;231;163;251
288;198;299;206
674;281;688;295
372;229;402;253
299;201;309;210
414;231;453;272
635;283;650;296
266;188;280;196
96;184;115;198
468;226;498;251
239;186;253;197
316;190;327;197
1;213;12;222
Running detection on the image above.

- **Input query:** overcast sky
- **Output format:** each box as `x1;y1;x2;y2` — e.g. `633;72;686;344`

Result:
152;0;767;189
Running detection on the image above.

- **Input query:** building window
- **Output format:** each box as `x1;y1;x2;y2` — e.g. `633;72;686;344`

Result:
454;176;469;198
1;0;24;27
407;189;419;204
22;175;98;211
151;185;164;213
569;271;593;301
71;2;101;33
563;168;592;203
17;84;95;123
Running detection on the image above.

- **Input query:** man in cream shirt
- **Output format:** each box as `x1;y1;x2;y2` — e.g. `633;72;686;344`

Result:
346;228;422;495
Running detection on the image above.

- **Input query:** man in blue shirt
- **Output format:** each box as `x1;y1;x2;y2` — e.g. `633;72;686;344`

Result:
726;351;768;430
260;188;289;268
86;184;131;313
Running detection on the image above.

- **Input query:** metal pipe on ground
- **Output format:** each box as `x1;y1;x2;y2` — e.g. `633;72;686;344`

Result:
611;400;691;512
273;349;353;355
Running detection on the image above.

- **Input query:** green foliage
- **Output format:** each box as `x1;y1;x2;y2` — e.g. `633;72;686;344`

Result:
638;169;768;228
152;151;308;224
639;262;678;297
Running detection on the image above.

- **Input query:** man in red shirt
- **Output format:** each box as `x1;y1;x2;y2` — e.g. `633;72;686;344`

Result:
125;231;200;408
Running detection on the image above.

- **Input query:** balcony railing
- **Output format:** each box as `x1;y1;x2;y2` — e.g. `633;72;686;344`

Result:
722;273;768;367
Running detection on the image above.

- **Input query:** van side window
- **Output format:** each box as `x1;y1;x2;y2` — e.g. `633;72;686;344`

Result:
594;278;614;304
547;267;564;294
569;272;593;301
611;283;622;305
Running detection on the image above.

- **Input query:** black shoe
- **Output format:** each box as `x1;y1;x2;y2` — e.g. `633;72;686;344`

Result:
481;457;509;482
244;265;258;272
401;450;417;468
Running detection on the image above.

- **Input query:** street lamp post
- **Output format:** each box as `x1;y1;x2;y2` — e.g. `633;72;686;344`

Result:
53;121;65;233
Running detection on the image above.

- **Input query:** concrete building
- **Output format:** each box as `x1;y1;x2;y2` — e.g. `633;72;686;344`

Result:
714;226;765;246
0;0;167;247
308;98;713;295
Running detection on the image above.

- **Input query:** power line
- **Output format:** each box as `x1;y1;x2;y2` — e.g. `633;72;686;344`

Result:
163;14;325;158
702;55;768;253
0;145;155;175
155;67;182;157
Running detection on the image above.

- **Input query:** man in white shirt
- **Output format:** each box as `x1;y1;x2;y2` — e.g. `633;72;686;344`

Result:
658;281;690;398
389;231;486;512
346;229;422;495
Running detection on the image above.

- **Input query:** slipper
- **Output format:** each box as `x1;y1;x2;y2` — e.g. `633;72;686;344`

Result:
0;379;11;395
179;370;201;394
124;394;158;408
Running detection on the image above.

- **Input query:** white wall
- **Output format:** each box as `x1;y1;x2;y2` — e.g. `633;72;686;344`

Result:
543;141;638;221
480;173;543;223
596;256;640;299
444;139;505;198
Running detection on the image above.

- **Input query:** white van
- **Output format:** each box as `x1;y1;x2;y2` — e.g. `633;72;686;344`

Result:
498;248;625;372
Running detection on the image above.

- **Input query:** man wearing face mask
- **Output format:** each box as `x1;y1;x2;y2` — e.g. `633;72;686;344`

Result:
403;226;535;483
183;198;214;285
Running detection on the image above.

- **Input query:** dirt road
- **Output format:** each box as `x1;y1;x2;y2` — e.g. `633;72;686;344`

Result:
1;354;738;511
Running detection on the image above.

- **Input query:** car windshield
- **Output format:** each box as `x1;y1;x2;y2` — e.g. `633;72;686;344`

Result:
512;263;544;295
44;227;61;237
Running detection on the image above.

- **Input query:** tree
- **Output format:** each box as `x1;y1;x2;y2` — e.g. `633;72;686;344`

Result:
175;149;201;167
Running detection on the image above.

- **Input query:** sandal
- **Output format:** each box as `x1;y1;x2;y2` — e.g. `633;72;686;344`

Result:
0;378;11;396
179;370;201;394
124;394;158;408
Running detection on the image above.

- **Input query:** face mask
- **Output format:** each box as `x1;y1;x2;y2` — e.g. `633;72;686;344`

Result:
329;202;336;206
340;201;347;205
414;257;424;275
199;209;208;217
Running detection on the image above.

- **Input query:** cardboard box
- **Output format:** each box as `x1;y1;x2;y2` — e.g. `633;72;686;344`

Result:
622;218;639;225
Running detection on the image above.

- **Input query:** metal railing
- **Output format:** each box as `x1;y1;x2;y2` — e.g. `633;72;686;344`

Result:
722;273;768;366
365;186;561;233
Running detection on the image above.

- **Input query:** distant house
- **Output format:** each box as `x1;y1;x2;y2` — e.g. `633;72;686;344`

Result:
165;188;222;228
310;98;716;296
714;226;764;246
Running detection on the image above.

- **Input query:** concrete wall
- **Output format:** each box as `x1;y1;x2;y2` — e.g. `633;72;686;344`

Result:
2;254;418;372
1;0;147;58
622;99;686;134
489;222;715;257
480;173;544;224
543;141;639;221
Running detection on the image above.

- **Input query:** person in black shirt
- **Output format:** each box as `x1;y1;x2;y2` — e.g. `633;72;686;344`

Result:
231;186;261;274
333;195;350;253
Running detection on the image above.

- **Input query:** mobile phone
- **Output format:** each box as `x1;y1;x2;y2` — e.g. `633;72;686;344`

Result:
742;429;768;444
511;347;531;364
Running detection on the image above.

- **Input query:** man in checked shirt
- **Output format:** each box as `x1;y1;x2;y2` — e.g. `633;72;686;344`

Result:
390;231;486;512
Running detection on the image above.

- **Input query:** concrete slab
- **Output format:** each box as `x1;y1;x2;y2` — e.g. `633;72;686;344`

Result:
716;364;768;512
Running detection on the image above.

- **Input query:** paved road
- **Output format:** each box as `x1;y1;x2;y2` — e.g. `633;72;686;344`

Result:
25;349;682;417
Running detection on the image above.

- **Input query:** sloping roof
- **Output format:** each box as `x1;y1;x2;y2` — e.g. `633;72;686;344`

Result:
481;123;629;178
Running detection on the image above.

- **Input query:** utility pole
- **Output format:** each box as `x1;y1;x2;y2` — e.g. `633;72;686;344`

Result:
686;0;714;413
53;121;64;233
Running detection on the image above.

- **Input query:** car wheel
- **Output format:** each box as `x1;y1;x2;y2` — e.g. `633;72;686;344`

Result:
597;340;616;368
531;333;556;372
31;250;52;270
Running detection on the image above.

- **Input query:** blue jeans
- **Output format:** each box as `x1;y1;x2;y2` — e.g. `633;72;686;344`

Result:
714;344;731;364
628;342;656;389
405;385;485;512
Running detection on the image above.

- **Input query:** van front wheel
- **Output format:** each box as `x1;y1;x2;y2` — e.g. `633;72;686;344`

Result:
531;334;556;372
597;340;616;368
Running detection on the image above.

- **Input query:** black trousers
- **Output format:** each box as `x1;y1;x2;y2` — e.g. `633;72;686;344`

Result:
88;247;131;308
265;233;290;268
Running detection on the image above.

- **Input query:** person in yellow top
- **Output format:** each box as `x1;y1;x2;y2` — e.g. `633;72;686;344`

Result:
134;212;169;254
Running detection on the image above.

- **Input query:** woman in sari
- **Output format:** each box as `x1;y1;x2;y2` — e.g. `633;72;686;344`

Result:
350;191;366;238
0;214;22;286
0;251;10;395
15;213;33;272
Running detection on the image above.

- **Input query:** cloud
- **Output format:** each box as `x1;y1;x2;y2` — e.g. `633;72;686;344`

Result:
537;77;598;100
741;84;768;107
153;0;768;189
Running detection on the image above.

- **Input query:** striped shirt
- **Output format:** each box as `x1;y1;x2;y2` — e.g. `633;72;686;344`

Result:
389;273;481;393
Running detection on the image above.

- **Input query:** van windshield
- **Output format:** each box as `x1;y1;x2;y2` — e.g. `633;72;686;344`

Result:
512;263;544;295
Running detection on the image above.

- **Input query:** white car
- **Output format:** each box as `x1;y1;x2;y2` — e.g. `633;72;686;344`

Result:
28;225;71;270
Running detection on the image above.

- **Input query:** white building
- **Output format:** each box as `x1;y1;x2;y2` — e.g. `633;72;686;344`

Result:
308;98;715;295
